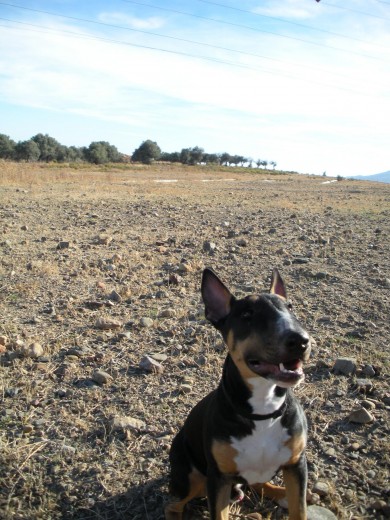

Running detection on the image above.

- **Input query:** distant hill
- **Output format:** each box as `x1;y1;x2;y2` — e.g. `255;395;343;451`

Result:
350;171;390;183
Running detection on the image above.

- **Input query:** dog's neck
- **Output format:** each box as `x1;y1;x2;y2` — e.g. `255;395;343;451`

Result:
220;355;287;419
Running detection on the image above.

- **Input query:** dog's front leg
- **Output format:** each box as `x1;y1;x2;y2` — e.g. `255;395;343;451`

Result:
283;453;308;520
207;471;232;520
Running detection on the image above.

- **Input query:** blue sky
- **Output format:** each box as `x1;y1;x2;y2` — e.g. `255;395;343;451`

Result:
0;0;389;176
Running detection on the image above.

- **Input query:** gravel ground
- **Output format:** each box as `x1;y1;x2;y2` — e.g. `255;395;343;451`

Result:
0;162;389;519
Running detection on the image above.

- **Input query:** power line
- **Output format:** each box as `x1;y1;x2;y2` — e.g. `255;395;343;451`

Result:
120;0;388;62
321;1;390;20
0;2;385;84
1;18;386;99
194;0;389;49
0;4;368;84
1;1;387;63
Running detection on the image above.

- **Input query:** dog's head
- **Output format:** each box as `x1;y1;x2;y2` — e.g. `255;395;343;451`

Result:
201;268;311;388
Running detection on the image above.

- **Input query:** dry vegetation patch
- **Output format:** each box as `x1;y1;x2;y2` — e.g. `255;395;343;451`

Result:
0;163;389;519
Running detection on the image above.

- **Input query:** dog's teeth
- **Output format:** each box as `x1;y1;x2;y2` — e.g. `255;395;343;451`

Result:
279;363;285;371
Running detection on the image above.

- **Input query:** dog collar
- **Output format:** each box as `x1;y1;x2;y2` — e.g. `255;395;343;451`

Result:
248;400;287;421
220;378;287;421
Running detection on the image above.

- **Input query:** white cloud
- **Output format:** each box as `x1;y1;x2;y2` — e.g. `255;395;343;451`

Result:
98;11;165;30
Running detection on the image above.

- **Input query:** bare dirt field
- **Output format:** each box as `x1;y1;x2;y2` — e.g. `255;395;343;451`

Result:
0;162;389;519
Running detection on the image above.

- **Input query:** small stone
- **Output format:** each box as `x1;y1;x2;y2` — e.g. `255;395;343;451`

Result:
350;442;360;451
361;399;376;410
333;357;356;375
108;290;122;303
348;407;374;424
371;499;387;511
307;505;337;520
139;317;154;328
356;378;374;394
57;241;70;250
324;447;336;457
96;235;113;245
139;355;164;374
169;273;182;285
23;424;34;434
20;342;44;359
158;308;176;318
292;256;310;264
366;470;376;479
179;384;192;394
362;364;376;377
203;241;216;253
92;370;112;385
178;262;192;273
0;335;8;346
236;238;248;247
312;481;330;497
95;317;122;330
110;415;146;432
21;225;28;231
150;353;168;362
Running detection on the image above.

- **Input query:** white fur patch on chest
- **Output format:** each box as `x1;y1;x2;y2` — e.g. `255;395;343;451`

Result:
231;417;291;484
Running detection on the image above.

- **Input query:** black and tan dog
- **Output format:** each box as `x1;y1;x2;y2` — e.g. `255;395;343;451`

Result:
165;268;311;520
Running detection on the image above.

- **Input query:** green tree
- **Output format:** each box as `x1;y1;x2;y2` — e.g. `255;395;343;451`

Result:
86;141;120;164
0;134;16;159
14;140;40;162
132;140;161;164
31;133;61;162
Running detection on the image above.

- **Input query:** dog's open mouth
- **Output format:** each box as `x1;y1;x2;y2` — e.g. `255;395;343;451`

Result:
246;358;304;383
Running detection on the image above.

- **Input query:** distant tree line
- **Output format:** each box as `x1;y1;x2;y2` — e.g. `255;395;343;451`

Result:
0;133;276;169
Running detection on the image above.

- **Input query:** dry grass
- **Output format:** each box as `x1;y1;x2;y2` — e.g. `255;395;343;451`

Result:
0;162;389;520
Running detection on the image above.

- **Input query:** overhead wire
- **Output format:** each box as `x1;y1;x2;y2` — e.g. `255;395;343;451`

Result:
0;4;375;85
1;17;386;99
321;1;390;20
120;0;388;62
193;0;389;49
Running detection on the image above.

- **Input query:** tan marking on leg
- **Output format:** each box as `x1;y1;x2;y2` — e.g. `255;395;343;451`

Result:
211;440;238;475
165;468;206;520
251;482;286;501
283;467;307;520
284;434;306;465
213;482;232;520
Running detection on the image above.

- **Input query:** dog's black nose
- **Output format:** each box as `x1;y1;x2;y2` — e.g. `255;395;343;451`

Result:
284;331;310;351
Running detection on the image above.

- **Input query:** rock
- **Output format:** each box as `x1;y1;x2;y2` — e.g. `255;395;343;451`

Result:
178;262;192;273
0;335;8;346
158;308;176;318
203;240;216;253
292;256;310;264
349;407;374;424
108;290;122;303
333;357;356;375
361;399;376;410
139;317;154;328
23;424;34;434
150;353;168;362
95;317;122;330
356;378;374;394
236;238;248;247
307;505;338;520
371;499;387;511
92;370;112;385
362;364;376;377
96;234;113;245
110;415;145;432
139;355;164;374
169;273;182;285
20;342;44;359
312;481;330;497
57;241;70;250
179;384;192;394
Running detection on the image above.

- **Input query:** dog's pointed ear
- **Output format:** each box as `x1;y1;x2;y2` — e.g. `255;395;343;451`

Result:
270;268;287;299
202;268;233;323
